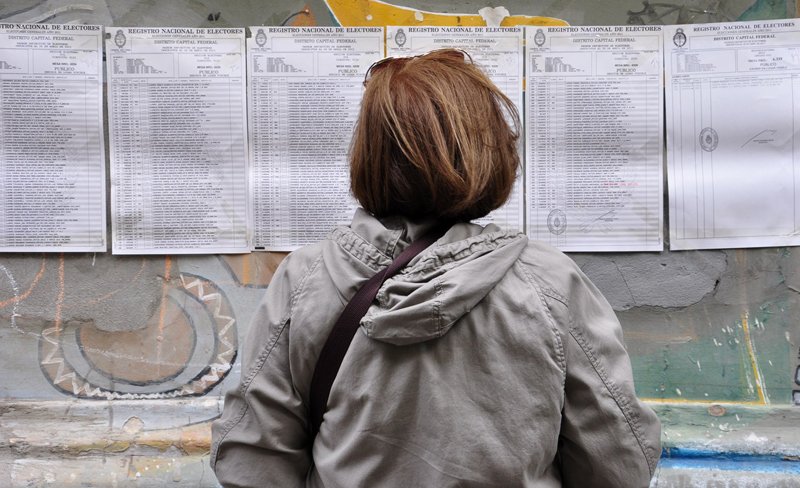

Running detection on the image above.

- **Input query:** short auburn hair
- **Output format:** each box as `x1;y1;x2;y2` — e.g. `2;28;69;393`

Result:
349;49;520;222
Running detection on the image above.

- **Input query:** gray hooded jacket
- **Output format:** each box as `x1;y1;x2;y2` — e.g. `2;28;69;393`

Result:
211;209;661;487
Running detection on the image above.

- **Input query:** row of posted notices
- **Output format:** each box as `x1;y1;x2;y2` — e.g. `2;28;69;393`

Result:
0;22;798;254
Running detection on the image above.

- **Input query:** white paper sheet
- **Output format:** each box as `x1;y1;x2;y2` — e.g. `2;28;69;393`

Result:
665;20;800;250
386;26;525;232
526;26;664;252
107;27;249;255
0;23;105;252
248;27;383;251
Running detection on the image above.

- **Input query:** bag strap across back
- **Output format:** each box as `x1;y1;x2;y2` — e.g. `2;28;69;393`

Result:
309;224;449;437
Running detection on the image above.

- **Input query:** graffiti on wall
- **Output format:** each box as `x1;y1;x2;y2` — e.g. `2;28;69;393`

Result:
0;252;282;401
39;272;238;400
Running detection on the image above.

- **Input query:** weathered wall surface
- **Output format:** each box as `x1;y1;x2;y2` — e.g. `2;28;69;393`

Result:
2;0;800;486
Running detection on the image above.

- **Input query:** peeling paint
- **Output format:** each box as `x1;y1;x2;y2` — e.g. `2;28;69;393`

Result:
478;6;509;26
123;417;144;435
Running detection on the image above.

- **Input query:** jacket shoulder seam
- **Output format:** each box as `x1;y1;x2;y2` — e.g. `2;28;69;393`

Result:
541;286;568;307
516;263;567;381
210;254;322;466
432;278;444;337
239;254;322;393
567;324;659;475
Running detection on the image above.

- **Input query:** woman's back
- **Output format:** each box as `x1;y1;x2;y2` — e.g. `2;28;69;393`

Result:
212;210;660;487
211;49;660;487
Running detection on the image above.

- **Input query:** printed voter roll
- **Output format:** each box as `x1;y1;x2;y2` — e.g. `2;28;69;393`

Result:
107;27;249;255
665;20;800;250
526;25;664;252
387;26;525;232
0;23;106;253
247;27;383;251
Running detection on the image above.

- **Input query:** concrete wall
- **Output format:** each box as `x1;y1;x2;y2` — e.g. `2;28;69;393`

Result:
1;0;799;486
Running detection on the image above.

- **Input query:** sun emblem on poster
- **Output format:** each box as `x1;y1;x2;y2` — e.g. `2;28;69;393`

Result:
699;127;718;152
547;209;567;235
394;28;407;47
534;28;546;47
114;29;127;49
255;28;267;47
673;28;687;48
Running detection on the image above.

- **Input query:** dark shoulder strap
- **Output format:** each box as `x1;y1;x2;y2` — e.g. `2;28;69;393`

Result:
308;224;448;437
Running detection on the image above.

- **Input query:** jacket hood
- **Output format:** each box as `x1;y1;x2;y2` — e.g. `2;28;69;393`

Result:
339;210;528;346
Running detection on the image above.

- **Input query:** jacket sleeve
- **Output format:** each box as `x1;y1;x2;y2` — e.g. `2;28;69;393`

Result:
545;263;661;488
211;254;315;488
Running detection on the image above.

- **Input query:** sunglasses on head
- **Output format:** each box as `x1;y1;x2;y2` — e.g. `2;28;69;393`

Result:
363;48;473;86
